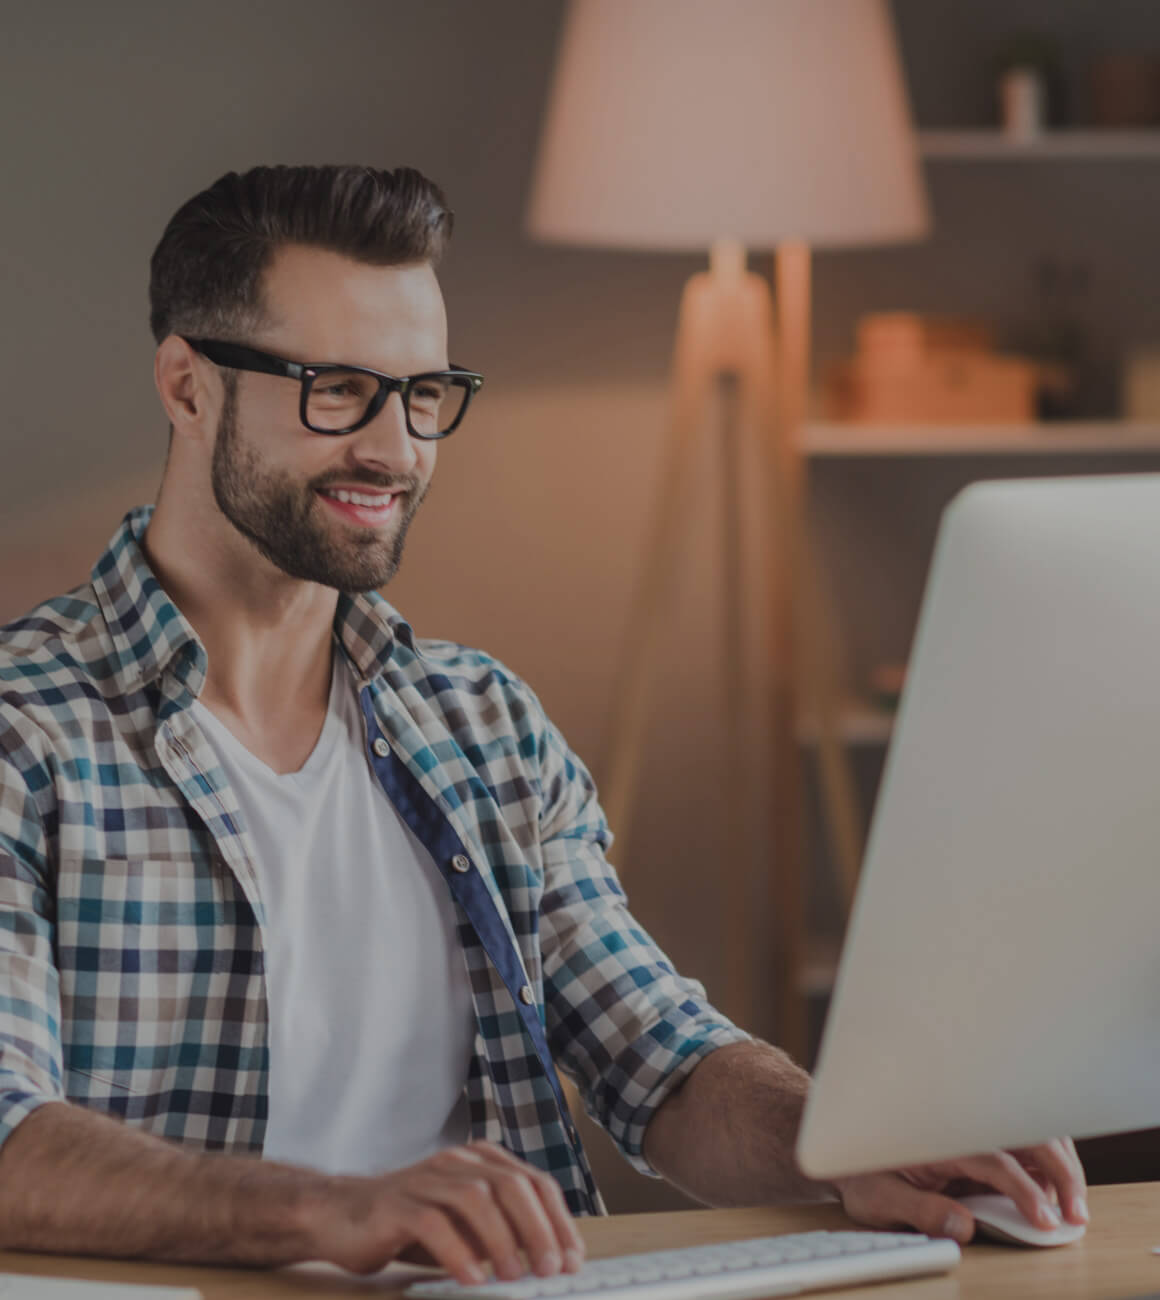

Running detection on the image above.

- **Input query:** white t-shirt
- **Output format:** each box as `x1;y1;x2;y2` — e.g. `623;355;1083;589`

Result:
192;647;476;1175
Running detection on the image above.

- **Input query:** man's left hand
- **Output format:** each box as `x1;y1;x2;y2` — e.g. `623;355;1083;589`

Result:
834;1139;1089;1244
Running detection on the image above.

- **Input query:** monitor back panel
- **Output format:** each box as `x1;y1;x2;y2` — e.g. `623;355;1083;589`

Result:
798;473;1160;1179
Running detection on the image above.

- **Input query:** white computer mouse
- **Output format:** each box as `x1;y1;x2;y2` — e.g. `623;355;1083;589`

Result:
957;1194;1087;1247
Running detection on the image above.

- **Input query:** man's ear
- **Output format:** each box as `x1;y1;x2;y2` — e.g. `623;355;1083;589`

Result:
154;335;216;442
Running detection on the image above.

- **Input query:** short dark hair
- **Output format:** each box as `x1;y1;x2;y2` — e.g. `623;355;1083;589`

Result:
148;164;453;344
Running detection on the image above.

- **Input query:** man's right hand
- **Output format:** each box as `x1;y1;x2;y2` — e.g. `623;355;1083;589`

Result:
0;1104;585;1281
307;1141;587;1284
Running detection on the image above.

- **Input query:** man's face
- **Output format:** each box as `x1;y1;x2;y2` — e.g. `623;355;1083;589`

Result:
209;244;446;592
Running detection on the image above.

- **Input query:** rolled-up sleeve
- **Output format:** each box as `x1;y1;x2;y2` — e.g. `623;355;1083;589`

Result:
0;719;65;1149
531;701;750;1175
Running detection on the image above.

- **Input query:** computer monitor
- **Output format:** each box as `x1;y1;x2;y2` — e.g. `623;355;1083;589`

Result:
797;472;1160;1180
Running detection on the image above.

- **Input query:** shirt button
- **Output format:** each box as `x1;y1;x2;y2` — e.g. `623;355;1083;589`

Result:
451;854;472;873
519;984;535;1005
372;737;391;758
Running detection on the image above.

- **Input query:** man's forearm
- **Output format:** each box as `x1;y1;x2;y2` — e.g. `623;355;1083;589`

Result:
642;1040;834;1207
0;1101;329;1265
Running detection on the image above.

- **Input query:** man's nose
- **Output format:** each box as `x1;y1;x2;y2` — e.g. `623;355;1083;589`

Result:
350;389;418;473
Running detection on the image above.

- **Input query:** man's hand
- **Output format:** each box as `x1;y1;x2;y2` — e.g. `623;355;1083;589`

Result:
306;1141;586;1284
834;1139;1089;1244
0;1104;583;1277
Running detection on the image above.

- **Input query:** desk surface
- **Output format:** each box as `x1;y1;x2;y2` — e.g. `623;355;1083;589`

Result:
2;1182;1158;1299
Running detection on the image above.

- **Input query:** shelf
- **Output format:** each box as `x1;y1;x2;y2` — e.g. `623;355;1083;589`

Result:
798;705;895;748
796;936;844;998
919;129;1160;160
801;421;1160;458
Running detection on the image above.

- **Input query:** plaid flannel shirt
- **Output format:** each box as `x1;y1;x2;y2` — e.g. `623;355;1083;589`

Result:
0;506;748;1214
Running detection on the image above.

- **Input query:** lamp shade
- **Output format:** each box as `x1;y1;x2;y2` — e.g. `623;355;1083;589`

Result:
527;0;930;251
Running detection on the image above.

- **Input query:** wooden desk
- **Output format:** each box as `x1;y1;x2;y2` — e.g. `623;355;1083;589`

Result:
2;1183;1158;1298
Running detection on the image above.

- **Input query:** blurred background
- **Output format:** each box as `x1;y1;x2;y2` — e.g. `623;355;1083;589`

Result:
4;0;1160;1210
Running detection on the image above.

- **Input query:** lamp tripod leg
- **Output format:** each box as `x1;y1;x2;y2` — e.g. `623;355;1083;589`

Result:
600;313;716;856
720;371;758;1029
769;241;865;1061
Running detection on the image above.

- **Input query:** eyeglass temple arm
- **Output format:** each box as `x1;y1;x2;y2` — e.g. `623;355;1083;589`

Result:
185;337;303;381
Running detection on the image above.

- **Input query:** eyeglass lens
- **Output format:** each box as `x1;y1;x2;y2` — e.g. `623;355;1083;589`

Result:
306;370;470;435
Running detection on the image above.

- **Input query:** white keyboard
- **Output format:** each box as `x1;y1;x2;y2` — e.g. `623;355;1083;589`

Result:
403;1230;961;1300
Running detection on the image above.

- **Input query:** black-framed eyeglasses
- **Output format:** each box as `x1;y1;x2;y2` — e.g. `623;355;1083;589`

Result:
182;336;484;439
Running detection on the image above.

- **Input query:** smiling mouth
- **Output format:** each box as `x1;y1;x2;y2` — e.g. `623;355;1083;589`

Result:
316;487;400;528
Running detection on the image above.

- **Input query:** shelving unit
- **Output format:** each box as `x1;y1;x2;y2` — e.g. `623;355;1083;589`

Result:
783;116;1160;1063
795;420;1160;751
794;424;1160;1032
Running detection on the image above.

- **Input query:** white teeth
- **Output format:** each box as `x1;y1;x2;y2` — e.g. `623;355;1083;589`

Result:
324;489;392;508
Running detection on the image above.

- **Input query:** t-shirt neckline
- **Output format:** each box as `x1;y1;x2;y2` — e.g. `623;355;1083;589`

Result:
192;645;350;785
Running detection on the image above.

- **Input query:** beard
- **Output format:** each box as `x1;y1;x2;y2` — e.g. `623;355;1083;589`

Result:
210;381;428;592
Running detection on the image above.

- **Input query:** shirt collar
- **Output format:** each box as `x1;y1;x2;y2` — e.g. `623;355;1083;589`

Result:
92;505;419;694
335;587;420;682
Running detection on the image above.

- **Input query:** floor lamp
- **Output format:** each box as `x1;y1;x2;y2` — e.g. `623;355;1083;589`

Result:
527;0;930;1056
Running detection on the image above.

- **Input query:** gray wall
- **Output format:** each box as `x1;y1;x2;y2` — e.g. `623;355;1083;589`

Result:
3;0;1160;1211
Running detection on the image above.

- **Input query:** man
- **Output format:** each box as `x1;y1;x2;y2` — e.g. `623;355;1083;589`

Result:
0;165;1086;1282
